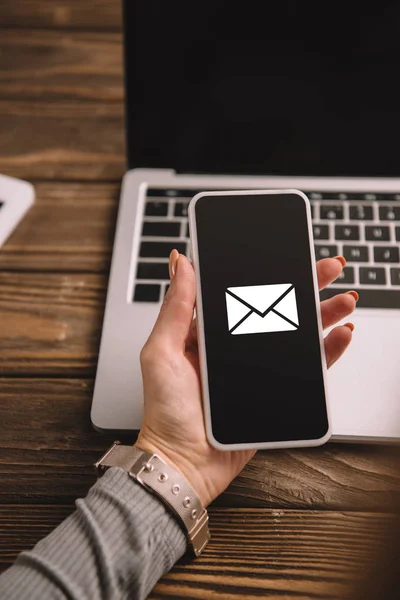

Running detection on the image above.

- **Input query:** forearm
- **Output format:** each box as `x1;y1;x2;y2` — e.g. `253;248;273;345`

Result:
0;468;187;600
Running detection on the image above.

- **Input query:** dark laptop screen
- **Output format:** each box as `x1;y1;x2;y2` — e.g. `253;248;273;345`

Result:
123;1;400;177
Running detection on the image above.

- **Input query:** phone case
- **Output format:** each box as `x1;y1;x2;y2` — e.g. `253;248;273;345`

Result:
188;188;331;451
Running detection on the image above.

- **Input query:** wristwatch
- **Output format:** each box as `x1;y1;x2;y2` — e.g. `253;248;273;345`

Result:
94;441;210;556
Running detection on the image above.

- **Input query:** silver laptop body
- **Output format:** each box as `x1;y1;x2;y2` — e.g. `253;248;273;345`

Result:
91;2;400;442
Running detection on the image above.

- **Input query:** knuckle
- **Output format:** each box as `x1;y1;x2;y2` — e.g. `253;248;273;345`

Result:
140;343;153;366
140;339;171;368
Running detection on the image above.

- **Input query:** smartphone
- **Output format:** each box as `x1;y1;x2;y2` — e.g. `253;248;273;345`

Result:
188;189;331;451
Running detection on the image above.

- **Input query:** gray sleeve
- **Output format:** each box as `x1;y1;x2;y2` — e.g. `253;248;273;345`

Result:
0;467;187;600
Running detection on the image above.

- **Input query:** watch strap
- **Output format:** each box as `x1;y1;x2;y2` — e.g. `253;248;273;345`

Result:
94;441;210;556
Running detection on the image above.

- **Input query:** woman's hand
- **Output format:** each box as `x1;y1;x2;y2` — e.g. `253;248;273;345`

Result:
136;251;356;507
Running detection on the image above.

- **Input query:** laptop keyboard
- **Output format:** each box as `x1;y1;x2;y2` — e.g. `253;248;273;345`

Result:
133;188;400;309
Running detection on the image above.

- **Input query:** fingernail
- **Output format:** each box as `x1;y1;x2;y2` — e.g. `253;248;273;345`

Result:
344;322;355;332
346;290;359;301
169;249;180;279
333;255;346;267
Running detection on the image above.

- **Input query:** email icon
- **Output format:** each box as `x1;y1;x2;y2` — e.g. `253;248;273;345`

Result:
225;283;299;335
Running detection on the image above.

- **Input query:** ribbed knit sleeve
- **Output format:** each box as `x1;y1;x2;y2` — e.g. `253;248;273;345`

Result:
0;467;187;599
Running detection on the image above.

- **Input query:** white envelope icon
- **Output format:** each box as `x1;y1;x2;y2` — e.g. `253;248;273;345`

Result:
225;283;299;335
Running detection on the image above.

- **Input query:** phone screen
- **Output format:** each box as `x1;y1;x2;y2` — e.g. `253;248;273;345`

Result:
192;192;329;446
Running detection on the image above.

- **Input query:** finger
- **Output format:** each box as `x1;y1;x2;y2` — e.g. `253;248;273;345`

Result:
316;256;346;291
148;252;196;349
320;291;357;330
324;323;354;369
186;316;198;350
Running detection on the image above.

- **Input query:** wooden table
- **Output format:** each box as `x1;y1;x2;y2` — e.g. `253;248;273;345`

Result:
1;2;400;598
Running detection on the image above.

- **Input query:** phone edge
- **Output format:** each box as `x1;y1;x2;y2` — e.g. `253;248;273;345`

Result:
188;189;332;452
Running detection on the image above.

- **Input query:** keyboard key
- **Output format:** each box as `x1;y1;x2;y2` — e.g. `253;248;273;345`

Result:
364;193;378;201
147;189;173;198
365;225;391;241
349;204;373;220
147;188;198;198
336;266;355;284
174;202;189;217
335;225;360;240
323;192;361;201
368;193;400;201
336;192;351;201
379;205;400;221
316;192;395;202
346;193;371;201
343;245;369;262
390;268;400;285
373;246;400;263
359;267;386;285
137;262;170;280
145;202;169;216
133;284;161;302
320;287;400;309
140;241;186;258
314;244;338;260
320;205;344;220
313;224;329;240
142;221;181;237
396;227;400;241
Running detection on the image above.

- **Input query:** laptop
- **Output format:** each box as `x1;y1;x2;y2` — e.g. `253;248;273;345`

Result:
91;1;400;443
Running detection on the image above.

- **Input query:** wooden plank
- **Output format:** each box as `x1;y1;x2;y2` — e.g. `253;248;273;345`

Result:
0;273;107;376
0;28;126;180
1;380;400;509
0;182;119;273
0;100;125;181
0;29;126;180
152;509;397;600
0;0;123;31
0;29;123;102
0;505;396;599
0;504;74;570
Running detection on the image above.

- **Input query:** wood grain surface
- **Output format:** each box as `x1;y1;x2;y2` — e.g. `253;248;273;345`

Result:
0;273;107;376
0;29;125;180
1;379;400;509
0;29;123;102
0;182;119;273
150;509;395;600
1;0;400;597
0;100;125;181
0;0;123;30
0;505;395;600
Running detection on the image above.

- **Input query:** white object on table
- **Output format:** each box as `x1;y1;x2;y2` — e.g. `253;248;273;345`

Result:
0;174;35;247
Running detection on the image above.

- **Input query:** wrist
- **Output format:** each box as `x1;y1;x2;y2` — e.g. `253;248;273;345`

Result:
135;435;214;507
95;441;210;556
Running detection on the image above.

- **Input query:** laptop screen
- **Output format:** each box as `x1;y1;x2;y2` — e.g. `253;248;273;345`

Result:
124;1;400;177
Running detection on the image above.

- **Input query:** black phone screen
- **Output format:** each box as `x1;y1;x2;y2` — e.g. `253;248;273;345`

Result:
193;192;329;445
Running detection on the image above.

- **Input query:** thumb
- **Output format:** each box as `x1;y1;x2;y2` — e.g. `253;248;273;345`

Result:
148;251;196;349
